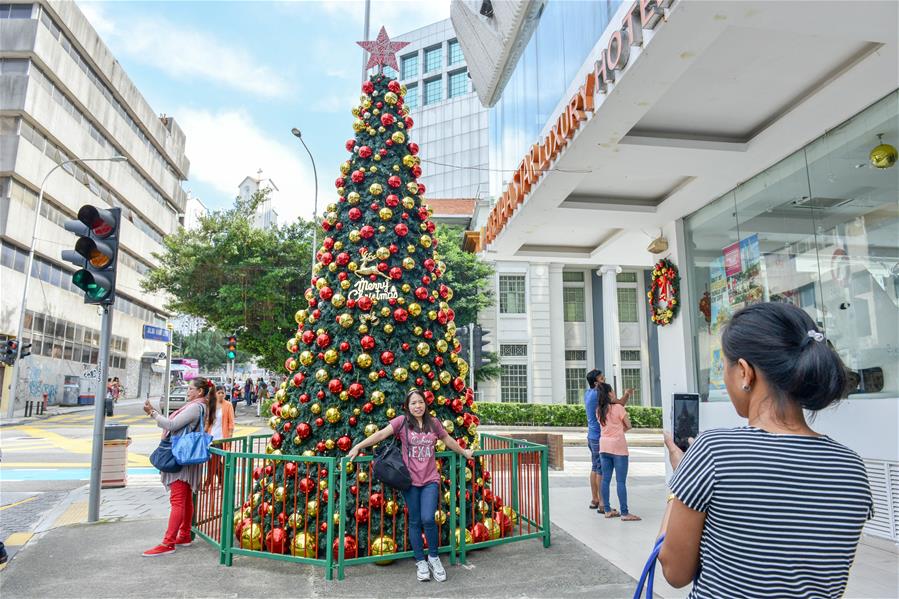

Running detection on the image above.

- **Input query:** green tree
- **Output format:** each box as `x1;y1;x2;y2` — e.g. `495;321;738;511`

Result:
172;329;252;371
433;224;493;327
142;189;314;371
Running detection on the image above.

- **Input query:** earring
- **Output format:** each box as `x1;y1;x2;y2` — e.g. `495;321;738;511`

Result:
742;384;751;391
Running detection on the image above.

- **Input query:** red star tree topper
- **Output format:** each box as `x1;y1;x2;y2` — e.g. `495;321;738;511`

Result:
357;26;410;72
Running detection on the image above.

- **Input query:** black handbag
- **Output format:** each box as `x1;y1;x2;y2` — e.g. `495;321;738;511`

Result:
372;431;412;491
150;438;182;473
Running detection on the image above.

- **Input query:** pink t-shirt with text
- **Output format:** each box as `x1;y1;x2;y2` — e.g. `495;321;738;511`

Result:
389;415;448;487
599;403;629;456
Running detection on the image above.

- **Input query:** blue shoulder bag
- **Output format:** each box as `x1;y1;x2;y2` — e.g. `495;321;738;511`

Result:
172;405;213;465
633;534;665;599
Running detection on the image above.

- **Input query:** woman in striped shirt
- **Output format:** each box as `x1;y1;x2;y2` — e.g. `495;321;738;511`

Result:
658;302;873;598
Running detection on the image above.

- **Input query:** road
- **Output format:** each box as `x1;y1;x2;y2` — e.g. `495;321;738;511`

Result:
0;398;266;553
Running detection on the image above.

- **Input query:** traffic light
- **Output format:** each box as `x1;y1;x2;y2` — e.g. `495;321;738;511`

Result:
456;325;470;364
2;339;18;366
61;205;121;305
473;324;491;369
227;335;237;360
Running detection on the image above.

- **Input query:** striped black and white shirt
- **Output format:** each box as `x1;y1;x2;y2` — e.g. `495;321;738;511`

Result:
669;427;873;599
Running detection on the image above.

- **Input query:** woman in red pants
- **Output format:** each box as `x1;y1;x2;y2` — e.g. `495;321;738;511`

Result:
141;377;214;556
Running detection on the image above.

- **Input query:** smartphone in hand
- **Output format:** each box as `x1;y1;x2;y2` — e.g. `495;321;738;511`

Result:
672;393;699;452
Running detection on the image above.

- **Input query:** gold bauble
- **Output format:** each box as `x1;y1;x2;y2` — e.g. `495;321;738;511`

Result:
295;309;308;324
416;341;430;356
420;235;432;248
370;535;397;564
287;512;302;529
434;509;447;525
325;438;335;450
325;407;341;423
501;506;518;524
369;183;383;196
443;491;451;505
367;128;377;136
349;229;361;242
370;390;386;405
340;279;351;290
345;460;356;474
436;339;448;353
384;91;398;104
291;532;317;558
413;326;423;336
402;154;415;167
306;499;319;517
274;486;286;502
338;313;354;329
339;161;351;175
439;371;452;385
357;353;373;368
302;450;315;457
310;402;322;415
385;500;398;516
314;369;329;383
331;293;346;308
393;367;409;382
386;407;396;418
455;528;474;546
328;262;337;273
458;359;469;379
477;500;490;514
456;416;464;426
352;119;365;132
323;349;339;364
870;140;898;168
435;439;446;451
351;106;360;117
443;419;454;433
347;191;361;204
361;97;372;108
315;278;329;290
339;391;349;402
430;379;441;391
358;324;369;334
409;360;420;371
427;310;438;321
333;512;341;526
375;246;390;260
380;306;392;317
392;164;400;172
379;207;393;221
373;154;382;162
484;517;501;540
378;126;386;133
421;363;431;374
407;244;416;253
402;196;415;209
468;424;478;436
299;350;314;366
368;371;380;382
241;523;263;550
269;416;281;430
364;423;379;437
357;470;368;483
402;257;415;270
383;323;394;334
391;131;406;144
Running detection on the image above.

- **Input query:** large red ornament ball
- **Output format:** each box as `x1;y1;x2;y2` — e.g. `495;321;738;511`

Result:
360;225;375;239
266;528;288;554
394;223;408;237
355;507;370;523
472;522;489;544
333;535;358;560
370;493;384;509
362;81;374;94
424;258;436;272
348;382;365;399
453;377;466;392
380;351;395;365
284;462;298;478
349;207;362;221
388;80;401;93
316;333;332;348
393;308;408;323
357;296;373;311
385;194;399;207
412;164;423;177
271;432;282;448
302;330;315;344
389;267;403;280
360;335;376;350
328;379;343;394
381;113;395;127
345;139;356;152
415;286;429;300
319;286;333;301
319;251;333;265
362;402;374;414
408;142;419;155
351;170;365;183
297;422;312;439
335;177;345;189
336;252;350;266
387;175;401;188
358;145;372;158
315;417;325;428
337;435;352;452
349;416;358;426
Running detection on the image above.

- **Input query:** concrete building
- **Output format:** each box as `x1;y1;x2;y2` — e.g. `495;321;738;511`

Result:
238;170;279;229
385;19;489;200
453;0;898;543
183;193;207;231
0;1;190;410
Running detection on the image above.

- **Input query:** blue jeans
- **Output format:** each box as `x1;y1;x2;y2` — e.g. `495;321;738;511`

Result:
402;482;439;561
587;437;602;474
600;453;630;515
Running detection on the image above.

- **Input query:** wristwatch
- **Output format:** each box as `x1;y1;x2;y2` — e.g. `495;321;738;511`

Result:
666;492;677;503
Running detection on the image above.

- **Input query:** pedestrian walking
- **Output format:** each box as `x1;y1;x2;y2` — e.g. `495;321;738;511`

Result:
657;302;873;597
205;386;234;488
347;389;474;583
111;377;122;403
598;383;640;521
243;378;253;407
584;369;605;511
141;376;214;557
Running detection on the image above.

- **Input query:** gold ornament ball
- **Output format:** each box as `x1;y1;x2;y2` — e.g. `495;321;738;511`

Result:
386;407;396;418
274;485;286;502
409;360;420;371
402;196;415;209
435;439;446;451
427;310;438;321
325;407;341;423
436;339;448;353
306;499;319;517
349;230;361;242
420;235;432;248
241;523;263;550
384;91;398;104
315;278;329;290
434;509;447;525
413;326;423;336
339;391;349;401
291;532;317;558
392;164;400;172
501;506;518;524
477;500;490;514
380;306;391;317
369;183;383;196
439;371;452;385
455;527;474;546
383;324;395;334
315;369;329;383
870;141;898;169
402;257;415;270
325;438;335;450
402;154;415;167
443;419;454;433
356;353;373;369
358;324;369;334
340;279;351;290
430;379;441;391
357;470;368;483
340;161;350;175
324;349;339;364
338;314;354;329
468;424;478;436
295;309;308;324
376;246;390;260
300;350;314;366
331;293;346;308
364;423;379;437
407;244;416;253
370;535;397;565
371;390;386;405
379;207;393;221
484;517;501;540
302;450;315;457
421;363;431;374
269;416;280;430
385;500;399;516
408;303;422;317
287;512;302;529
456;416;464;426
391;131;406;144
465;467;472;482
393;367;409;382
416;341;430;356
368;371;380;383
310;402;322;415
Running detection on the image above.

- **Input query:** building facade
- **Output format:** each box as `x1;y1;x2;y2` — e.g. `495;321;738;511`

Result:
238;170;279;229
0;1;190;409
453;0;898;543
387;19;489;200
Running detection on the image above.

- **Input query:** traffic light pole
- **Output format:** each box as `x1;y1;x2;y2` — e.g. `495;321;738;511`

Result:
88;306;114;523
468;323;475;392
163;326;173;417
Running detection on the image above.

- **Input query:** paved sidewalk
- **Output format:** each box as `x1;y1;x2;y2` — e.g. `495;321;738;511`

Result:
479;425;663;447
1;398;148;427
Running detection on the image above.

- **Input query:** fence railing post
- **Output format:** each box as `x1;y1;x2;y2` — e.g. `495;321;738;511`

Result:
511;444;520;518
221;452;235;566
323;457;336;580
540;446;551;547
337;457;348;581
457;451;468;564
448;452;457;565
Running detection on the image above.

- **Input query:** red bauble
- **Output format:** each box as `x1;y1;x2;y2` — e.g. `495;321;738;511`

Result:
357;296;373;311
389;267;403;280
472;522;489;544
318;286;333;301
348;382;365;398
424;258;436;272
297;423;312;438
401;342;410;351
408;142;419;155
495;511;512;535
328;379;343;394
339;341;350;351
434;356;444;367
252;467;263;480
336;252;350;266
360;225;375;239
348;207;362;221
316;390;325;399
271;432;282;448
266;528;288;554
257;502;272;517
415;286;429;300
424;331;433;340
345;139;356;152
350;484;358;496
342;362;353;373
370;492;384;509
316;333;331;348
380;351;395;365
387;175;401;188
380;113;395;127
385;139;394;147
316;441;326;452
319;251;333;265
351;170;365;183
349;416;357;426
335;177;345;189
404;116;414;129
385;194;399;207
333;535;358;560
337;435;352;452
424;390;435;404
355;507;369;523
387;80;401;93
453;377;466;392
284;462;298;478
315;417;325;427
298;477;315;494
378;369;387;378
412;164;422;177
394;223;408;237
283;421;292;432
236;517;252;541
379;148;388;156
302;330;315;345
393;308;408;323
362;81;374;94
362;402;374;414
299;393;310;404
360;335;376;350
370;202;380;212
358;145;372;158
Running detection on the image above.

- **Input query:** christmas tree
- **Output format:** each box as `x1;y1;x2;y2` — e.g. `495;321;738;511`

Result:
234;27;511;561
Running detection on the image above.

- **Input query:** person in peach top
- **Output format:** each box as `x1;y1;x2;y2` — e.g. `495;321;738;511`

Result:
598;383;641;521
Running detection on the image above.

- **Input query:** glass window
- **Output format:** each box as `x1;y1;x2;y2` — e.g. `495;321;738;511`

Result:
685;91;898;401
1;242;14;268
405;84;418;109
617;272;638;283
424;46;442;73
382;66;397;79
621;368;642;402
448;70;468;99
621;350;641;362
424;78;441;105
565;367;586;404
401;53;418;80
617;288;638;322
13;245;26;272
565;349;587;361
500;364;528;403
448;40;463;65
499;274;526;314
563;271;584;282
499;344;528;357
1;4;33;18
563;287;585;322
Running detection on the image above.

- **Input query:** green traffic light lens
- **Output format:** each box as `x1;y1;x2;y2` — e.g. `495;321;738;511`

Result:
227;351;236;360
72;270;111;300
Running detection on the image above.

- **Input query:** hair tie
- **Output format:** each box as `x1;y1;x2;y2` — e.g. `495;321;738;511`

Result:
802;330;825;347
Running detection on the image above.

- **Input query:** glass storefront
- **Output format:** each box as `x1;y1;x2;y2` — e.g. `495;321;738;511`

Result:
685;91;899;402
488;0;621;198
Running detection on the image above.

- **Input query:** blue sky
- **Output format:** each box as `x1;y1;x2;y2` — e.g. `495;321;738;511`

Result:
78;0;451;222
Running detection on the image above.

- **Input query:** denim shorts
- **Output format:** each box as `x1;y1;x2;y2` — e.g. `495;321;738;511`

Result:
587;437;603;474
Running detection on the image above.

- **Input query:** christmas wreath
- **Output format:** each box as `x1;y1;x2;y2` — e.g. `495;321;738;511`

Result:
648;258;680;326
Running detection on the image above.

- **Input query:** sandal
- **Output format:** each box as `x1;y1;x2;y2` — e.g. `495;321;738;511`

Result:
621;514;642;521
604;510;620;518
588;501;600;509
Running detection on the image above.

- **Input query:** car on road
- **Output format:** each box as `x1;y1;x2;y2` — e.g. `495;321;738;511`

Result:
168;384;188;404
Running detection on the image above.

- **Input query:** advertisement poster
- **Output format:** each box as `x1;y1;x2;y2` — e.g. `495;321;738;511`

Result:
707;257;728;397
723;234;767;307
171;358;199;381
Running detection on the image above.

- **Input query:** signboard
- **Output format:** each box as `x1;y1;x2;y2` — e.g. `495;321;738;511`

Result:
172;358;199;380
82;367;101;381
142;325;171;342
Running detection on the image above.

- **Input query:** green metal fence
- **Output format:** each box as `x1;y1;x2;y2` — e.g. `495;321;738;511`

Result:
191;432;550;579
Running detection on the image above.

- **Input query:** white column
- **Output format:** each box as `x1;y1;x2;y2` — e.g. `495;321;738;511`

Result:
599;265;621;390
548;263;565;404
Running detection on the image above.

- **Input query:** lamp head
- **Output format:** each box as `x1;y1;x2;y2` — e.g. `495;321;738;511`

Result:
291;128;302;138
110;155;128;163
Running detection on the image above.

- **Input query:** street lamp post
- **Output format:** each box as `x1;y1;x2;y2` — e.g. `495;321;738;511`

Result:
290;128;319;265
5;155;127;420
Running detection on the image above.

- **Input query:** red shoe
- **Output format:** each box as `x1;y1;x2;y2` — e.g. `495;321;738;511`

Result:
174;536;192;547
142;544;176;557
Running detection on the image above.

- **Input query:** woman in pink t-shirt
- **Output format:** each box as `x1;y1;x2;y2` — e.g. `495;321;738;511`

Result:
598;383;641;521
348;389;473;583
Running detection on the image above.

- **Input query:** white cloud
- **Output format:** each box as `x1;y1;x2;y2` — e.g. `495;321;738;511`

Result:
285;0;451;34
177;108;318;223
78;2;291;99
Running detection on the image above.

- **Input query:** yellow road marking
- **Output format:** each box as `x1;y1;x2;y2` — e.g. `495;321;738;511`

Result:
4;532;34;546
1;462;94;468
52;500;87;528
0;496;38;511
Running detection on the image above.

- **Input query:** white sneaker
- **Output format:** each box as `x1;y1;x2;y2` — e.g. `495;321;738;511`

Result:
428;555;446;582
416;559;430;581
